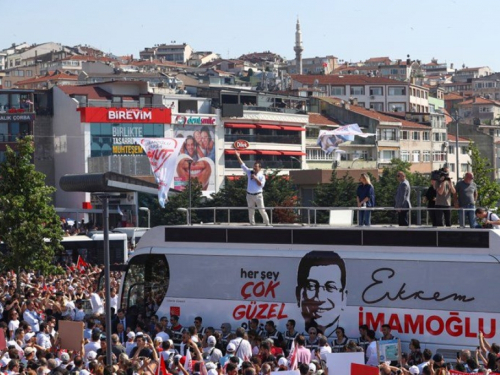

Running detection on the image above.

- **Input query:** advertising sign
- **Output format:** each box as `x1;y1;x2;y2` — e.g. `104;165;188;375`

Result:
173;125;216;193
79;107;171;123
377;339;400;363
151;250;499;346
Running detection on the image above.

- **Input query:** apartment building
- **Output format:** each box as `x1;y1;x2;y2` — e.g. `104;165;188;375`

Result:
291;75;430;113
457;97;500;125
139;43;193;64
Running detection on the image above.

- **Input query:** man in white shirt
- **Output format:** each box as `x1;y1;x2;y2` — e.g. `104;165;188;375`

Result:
71;299;86;321
229;327;253;361
23;301;41;333
90;291;104;315
84;330;101;354
36;323;52;350
365;330;379;366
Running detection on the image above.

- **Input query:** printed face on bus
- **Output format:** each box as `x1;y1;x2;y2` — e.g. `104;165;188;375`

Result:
296;251;346;335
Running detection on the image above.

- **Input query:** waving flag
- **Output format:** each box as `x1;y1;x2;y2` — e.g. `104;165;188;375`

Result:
135;138;184;208
317;123;375;155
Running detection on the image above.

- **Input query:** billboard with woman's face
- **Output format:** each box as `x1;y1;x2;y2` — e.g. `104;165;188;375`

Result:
173;125;216;193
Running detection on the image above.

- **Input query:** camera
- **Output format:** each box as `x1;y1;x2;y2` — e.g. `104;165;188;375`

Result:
250;170;255;175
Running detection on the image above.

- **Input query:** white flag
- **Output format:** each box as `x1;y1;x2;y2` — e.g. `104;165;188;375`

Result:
317;123;375;155
135;138;184;208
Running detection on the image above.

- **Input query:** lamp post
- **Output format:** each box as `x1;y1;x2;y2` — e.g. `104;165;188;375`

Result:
289;156;301;169
139;207;150;228
187;159;193;225
451;110;461;180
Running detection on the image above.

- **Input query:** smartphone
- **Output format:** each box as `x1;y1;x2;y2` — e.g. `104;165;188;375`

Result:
217;363;221;370
456;351;460;359
174;357;179;365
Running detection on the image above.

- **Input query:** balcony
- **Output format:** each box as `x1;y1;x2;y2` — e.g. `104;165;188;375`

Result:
225;134;301;144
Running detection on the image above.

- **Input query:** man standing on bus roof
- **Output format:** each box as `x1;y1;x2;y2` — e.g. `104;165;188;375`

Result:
395;171;411;226
454;172;478;228
296;251;347;338
235;150;270;226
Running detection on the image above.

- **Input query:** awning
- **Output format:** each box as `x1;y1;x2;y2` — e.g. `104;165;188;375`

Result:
280;126;306;131
258;150;282;155
225;149;257;155
281;151;306;156
256;124;282;130
224;123;257;129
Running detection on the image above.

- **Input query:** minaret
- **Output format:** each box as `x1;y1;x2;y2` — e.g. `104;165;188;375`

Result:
294;18;303;75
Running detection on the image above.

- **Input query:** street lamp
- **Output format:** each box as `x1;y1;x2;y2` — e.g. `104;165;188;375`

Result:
451;110;461;180
187;159;193;225
139;207;150;228
289;156;301;169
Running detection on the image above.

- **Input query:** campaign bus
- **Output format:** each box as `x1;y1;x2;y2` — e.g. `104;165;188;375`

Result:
118;224;500;358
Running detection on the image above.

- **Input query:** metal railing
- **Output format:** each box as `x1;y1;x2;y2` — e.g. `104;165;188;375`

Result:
178;206;480;227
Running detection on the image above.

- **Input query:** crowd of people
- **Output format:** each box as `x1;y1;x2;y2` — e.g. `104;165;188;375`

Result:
0;265;499;375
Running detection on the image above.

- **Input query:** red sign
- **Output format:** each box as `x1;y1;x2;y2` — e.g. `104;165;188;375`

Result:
233;139;249;150
351;363;378;375
78;107;171;123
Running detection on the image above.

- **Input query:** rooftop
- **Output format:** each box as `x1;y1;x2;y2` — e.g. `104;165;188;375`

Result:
292;75;407;86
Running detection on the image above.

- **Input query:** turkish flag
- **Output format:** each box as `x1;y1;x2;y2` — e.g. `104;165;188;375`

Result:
351;363;379;375
76;256;89;272
450;371;469;375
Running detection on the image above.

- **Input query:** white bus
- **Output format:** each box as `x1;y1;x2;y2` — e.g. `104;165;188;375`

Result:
119;224;500;358
61;232;128;265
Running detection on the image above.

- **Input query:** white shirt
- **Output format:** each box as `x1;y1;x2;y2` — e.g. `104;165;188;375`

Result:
90;293;104;315
241;164;266;194
155;332;170;342
8;320;20;334
125;342;136;356
229;337;253;361
71;308;86;321
84;341;101;354
37;332;52;350
23;309;40;332
110;295;118;313
366;341;379;366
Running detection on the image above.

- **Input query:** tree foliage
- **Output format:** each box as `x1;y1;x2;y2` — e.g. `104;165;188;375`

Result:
0;136;63;275
468;142;500;209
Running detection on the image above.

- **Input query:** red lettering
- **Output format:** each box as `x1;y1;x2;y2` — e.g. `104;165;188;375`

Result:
365;312;385;331
268;304;277;319
404;314;424;335
445;313;463;337
388;314;403;333
359;307;364;326
233;305;246;320
465;317;475;338
480;318;496;339
426;316;444;336
256;304;268;320
277;303;287;319
241;282;253;300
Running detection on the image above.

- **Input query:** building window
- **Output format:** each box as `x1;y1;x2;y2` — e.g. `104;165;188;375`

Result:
412;150;420;162
388;86;406;95
388;102;405;112
401;130;409;140
412;131;420;140
401;150;409;162
370;87;383;96
433;132;446;142
306;148;334;161
378;128;397;141
423;131;430;141
449;163;455;172
350;86;365;95
371;102;384;111
357;102;365;107
331;87;345;95
379;150;396;161
461;146;468;154
432;151;446;162
423;151;430;162
460;163;469;173
448;145;455;154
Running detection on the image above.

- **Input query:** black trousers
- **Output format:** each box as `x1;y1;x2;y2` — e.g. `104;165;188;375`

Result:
398;210;409;226
435;205;451;227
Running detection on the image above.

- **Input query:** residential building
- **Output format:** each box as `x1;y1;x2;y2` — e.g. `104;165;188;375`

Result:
452;66;492;83
457;97;500;125
291;75;430;113
15;71;78;90
422;59;454;76
446;133;473;179
287;55;339;75
187;51;220;67
472;72;500;100
139;43;193;64
305;113;340;169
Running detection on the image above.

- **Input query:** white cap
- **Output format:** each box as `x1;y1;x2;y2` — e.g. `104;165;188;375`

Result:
205;362;217;370
278;357;288;367
208;370;218;375
226;343;236;352
207;336;216;345
24;332;35;342
308;363;316;373
409;366;420;375
127;332;136;339
87;351;97;360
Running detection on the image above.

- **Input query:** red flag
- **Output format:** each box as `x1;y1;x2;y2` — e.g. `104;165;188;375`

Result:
155;354;168;375
351;363;379;375
76;256;89;273
450;371;469;375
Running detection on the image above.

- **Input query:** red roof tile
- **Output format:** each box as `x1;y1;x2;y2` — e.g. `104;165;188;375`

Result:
346;105;429;129
15;72;78;86
308;113;340;126
292;75;406;86
458;97;500;106
447;133;469;142
58;85;112;100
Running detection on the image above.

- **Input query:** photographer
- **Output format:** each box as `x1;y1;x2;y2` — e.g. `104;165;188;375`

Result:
235;150;270;226
435;169;456;227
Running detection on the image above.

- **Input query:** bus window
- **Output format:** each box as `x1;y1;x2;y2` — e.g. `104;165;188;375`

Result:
121;254;169;320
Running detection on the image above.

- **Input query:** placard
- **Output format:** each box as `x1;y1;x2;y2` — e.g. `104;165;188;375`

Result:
324;352;365;375
0;329;6;351
59;320;84;352
377;339;400;363
351;363;379;375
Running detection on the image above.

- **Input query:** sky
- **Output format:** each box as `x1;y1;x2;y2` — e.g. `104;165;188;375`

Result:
2;0;499;71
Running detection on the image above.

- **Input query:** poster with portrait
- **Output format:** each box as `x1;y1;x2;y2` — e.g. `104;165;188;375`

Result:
173;125;216;193
377;339;400;363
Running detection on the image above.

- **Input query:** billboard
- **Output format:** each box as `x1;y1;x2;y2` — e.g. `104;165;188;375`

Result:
173;125;216;193
79;107;171;124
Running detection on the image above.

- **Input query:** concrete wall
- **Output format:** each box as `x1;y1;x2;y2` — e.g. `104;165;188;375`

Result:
34;114;56;199
52;87;89;208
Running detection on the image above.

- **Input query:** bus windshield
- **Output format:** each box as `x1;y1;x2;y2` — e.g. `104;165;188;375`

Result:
121;254;169;321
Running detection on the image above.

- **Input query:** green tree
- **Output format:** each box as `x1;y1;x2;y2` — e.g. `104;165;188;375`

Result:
312;169;358;223
141;181;204;226
0;136;63;278
468;142;500;209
